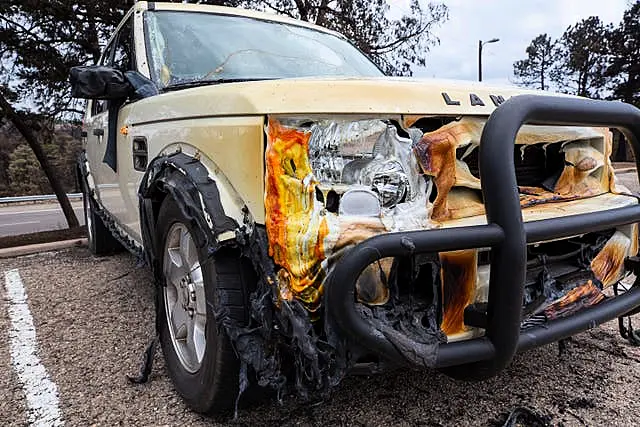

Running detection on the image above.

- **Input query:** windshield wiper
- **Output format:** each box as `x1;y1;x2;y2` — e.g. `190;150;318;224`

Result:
162;78;276;92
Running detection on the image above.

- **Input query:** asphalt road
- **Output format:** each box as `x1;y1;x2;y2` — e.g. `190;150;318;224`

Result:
0;202;84;237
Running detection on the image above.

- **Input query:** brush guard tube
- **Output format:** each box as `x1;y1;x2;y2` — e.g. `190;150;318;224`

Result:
325;95;640;378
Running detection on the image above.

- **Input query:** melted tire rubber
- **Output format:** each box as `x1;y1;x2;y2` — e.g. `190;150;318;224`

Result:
156;196;253;415
83;192;122;256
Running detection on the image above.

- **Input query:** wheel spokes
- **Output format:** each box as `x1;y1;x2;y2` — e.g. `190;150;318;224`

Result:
166;247;186;286
193;314;206;362
191;266;207;315
163;221;207;373
171;302;189;340
185;314;206;365
180;228;198;272
185;315;195;354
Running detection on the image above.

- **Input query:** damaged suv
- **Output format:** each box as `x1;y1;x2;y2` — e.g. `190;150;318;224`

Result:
72;1;640;415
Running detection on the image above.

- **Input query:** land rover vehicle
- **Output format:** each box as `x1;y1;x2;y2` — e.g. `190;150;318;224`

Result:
71;1;640;415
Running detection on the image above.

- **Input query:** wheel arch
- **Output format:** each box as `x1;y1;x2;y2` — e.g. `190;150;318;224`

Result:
77;150;96;196
138;147;251;280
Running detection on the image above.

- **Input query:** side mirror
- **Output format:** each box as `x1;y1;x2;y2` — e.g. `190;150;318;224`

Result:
70;66;131;100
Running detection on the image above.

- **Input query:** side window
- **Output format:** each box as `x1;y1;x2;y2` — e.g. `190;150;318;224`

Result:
90;17;134;116
91;41;117;116
112;17;134;72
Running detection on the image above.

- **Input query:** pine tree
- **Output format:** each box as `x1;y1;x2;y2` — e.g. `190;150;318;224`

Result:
606;2;640;106
513;34;557;91
552;17;610;98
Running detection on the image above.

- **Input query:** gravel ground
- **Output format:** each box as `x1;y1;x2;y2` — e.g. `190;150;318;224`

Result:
1;248;640;426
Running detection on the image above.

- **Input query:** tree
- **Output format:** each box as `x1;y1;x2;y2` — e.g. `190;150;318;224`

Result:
513;34;557;91
0;121;20;197
0;1;127;115
0;1;128;228
0;92;79;227
8;144;55;195
606;2;640;106
552;17;610;98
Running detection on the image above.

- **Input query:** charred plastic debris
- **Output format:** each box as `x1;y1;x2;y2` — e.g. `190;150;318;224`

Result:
135;152;348;404
130;115;640;407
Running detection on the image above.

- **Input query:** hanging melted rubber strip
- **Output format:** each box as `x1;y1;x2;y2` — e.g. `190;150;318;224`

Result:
102;98;124;172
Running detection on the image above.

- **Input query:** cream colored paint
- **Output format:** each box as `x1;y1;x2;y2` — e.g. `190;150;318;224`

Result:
116;116;265;242
133;6;151;79
126;78;572;125
158;143;254;224
85;103;138;233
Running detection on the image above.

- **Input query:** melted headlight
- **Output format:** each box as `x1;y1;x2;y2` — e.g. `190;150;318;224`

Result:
303;119;414;209
367;160;409;207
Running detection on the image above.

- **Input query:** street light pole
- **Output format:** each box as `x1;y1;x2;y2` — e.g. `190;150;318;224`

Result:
478;38;500;82
478;40;483;82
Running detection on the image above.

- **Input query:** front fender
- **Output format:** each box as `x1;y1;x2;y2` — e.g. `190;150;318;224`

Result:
138;149;251;276
157;143;249;226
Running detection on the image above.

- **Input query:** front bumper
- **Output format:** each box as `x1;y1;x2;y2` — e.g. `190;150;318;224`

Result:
325;95;640;378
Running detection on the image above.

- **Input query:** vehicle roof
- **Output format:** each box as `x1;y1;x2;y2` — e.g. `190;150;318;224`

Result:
133;1;344;38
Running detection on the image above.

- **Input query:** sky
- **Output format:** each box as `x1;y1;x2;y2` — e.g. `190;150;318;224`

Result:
391;0;630;86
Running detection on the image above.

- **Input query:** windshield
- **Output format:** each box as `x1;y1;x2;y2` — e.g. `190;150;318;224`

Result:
144;11;384;88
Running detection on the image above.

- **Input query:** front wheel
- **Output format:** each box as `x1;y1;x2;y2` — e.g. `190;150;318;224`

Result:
156;196;254;414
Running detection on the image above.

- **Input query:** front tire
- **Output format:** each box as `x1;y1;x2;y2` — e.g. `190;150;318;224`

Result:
156;196;253;414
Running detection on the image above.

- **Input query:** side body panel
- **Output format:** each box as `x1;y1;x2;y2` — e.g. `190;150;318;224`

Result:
121;115;266;242
84;109;109;197
86;105;138;235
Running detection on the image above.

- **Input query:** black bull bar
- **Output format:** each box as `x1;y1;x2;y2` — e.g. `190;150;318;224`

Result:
325;95;640;378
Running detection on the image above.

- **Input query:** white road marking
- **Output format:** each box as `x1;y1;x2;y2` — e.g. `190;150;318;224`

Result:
0;221;39;227
0;207;83;216
0;209;62;216
4;269;64;426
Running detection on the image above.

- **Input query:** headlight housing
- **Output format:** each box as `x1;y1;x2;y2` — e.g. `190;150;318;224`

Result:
284;118;416;211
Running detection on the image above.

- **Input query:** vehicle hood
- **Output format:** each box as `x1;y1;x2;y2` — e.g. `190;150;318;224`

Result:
127;77;574;125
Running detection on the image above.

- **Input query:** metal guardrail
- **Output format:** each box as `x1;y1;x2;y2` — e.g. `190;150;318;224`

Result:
0;193;82;204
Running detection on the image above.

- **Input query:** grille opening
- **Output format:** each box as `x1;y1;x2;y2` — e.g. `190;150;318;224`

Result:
477;229;615;267
522;229;614;315
527;229;614;261
411;117;459;133
393;255;439;301
457;142;565;188
356;255;443;325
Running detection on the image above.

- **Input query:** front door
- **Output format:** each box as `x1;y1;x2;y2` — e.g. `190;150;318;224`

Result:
85;13;141;240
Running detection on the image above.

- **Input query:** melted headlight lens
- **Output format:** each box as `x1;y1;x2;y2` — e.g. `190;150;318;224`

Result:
367;160;409;207
304;119;413;209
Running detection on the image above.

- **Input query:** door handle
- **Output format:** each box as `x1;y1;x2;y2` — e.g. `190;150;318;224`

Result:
93;128;104;137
